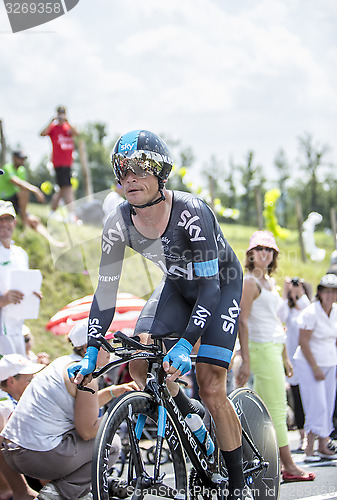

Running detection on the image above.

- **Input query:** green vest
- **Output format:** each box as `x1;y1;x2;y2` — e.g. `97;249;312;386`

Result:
0;163;26;199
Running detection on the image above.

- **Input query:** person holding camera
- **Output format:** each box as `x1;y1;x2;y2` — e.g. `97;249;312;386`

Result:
278;277;312;451
237;231;315;482
40;106;78;217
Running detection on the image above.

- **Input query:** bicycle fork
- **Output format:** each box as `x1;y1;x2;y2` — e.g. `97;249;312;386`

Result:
127;403;167;488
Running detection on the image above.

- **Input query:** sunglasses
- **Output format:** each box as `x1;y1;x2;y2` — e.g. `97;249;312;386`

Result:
254;246;274;252
113;156;160;181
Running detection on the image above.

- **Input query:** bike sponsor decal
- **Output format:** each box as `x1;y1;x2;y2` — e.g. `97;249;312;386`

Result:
98;274;120;282
221;299;240;334
170;397;209;471
102;221;125;254
88;317;103;338
157;260;194;280
192;304;211;328
177;210;206;242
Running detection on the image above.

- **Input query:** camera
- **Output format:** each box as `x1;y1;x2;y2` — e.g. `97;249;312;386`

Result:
291;278;299;286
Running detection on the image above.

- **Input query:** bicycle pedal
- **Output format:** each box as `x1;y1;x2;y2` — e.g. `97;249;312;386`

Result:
108;478;129;499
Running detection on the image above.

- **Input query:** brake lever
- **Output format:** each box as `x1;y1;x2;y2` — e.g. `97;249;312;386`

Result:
77;383;95;394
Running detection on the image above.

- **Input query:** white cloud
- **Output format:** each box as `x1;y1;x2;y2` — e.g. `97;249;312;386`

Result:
0;0;336;179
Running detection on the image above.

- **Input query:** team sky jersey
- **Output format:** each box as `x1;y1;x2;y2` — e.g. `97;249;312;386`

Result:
88;190;242;349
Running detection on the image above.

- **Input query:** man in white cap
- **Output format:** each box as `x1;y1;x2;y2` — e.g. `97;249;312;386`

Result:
0;201;42;356
0;354;44;500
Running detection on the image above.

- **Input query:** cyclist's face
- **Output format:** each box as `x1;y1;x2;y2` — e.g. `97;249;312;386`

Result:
121;169;159;206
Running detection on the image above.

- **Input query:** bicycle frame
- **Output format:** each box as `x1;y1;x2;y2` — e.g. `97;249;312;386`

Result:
92;332;269;489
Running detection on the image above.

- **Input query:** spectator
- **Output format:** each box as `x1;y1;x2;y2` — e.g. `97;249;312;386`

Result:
278;277;312;451
0;201;42;356
23;325;50;365
1;320;138;500
0;151;45;229
237;230;314;482
40;106;78;217
294;273;337;460
0;353;45;500
102;183;124;224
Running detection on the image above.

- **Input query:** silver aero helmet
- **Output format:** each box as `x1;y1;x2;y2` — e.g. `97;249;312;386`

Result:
111;130;173;187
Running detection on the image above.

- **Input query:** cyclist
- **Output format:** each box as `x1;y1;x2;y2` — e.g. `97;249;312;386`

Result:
68;130;252;500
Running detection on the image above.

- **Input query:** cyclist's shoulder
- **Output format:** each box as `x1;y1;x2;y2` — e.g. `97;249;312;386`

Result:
172;190;213;217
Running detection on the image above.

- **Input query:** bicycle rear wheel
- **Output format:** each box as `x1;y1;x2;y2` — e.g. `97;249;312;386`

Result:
229;388;280;500
92;391;187;500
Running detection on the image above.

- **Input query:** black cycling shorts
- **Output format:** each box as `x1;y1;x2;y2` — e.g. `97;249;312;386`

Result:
134;278;242;369
54;166;72;187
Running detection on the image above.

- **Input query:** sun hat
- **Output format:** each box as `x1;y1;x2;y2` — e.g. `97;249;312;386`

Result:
246;230;279;253
0;201;16;218
67;320;88;348
0;354;44;382
319;274;337;288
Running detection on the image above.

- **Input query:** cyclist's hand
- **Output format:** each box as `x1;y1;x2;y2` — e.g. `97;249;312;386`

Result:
67;346;98;385
163;339;192;381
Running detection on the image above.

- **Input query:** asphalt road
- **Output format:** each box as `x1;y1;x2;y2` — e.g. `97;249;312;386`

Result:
143;430;337;500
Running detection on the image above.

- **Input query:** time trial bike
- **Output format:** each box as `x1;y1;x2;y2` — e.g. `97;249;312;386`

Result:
90;331;280;500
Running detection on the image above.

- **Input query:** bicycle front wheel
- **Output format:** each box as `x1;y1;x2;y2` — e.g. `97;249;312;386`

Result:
92;391;187;500
229;388;280;500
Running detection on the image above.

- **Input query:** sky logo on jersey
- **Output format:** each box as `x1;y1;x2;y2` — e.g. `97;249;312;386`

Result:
221;299;240;334
118;130;140;153
4;0;80;33
102;222;125;254
178;210;206;242
192;304;211;328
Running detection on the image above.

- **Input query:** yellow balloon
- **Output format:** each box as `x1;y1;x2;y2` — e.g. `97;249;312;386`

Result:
71;177;79;191
40;181;53;195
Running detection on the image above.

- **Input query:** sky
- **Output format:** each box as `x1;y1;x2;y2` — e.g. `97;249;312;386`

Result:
1;0;337;184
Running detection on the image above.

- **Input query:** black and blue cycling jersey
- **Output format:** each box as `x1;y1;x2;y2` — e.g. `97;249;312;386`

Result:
88;190;242;369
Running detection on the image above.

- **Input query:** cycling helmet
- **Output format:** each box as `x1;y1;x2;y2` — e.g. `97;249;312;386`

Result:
112;130;173;185
111;130;173;212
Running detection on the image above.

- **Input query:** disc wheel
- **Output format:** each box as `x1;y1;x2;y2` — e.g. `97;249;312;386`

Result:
229;388;280;499
92;391;187;500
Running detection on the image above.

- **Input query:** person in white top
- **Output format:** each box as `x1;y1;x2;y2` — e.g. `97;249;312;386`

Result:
1;320;138;500
277;277;311;451
0;201;42;356
237;231;314;483
0;354;45;500
295;273;337;460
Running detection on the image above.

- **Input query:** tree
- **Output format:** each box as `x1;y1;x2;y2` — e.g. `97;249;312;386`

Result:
298;133;330;213
237;151;265;226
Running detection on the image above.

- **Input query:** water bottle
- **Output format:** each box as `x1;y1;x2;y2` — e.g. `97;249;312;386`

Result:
185;413;215;456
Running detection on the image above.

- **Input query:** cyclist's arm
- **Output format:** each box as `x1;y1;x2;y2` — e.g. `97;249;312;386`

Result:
180;200;222;347
87;212;126;349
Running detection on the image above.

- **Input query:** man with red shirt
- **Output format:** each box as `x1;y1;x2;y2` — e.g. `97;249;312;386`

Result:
40;106;79;214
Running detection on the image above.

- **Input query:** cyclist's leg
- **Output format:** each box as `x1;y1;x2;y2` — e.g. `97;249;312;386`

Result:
130;279;191;397
196;280;251;498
